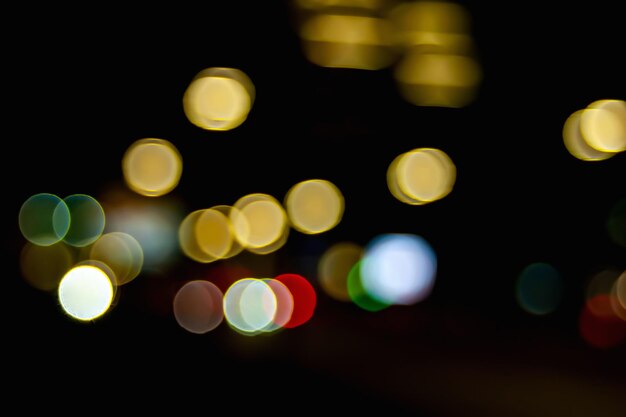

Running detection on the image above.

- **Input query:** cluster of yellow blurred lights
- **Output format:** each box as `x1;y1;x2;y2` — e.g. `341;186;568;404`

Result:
563;99;626;161
179;179;345;263
293;0;482;107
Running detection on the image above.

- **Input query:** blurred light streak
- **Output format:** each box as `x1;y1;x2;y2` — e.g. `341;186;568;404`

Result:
122;138;183;197
183;67;254;131
275;273;317;328
19;193;70;246
516;262;562;315
62;194;106;247
347;259;390;311
563;110;615;161
361;233;437;305
299;14;397;70
580;99;626;153
285;179;344;234
223;278;277;335
231;193;289;255
89;232;144;286
20;241;74;291
607;197;626;250
58;264;115;321
318;241;363;301
173;280;224;334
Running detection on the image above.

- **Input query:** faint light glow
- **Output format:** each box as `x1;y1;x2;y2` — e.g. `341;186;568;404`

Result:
299;14;396;70
223;278;277;335
285;179;344;234
389;148;456;204
19;193;70;246
394;53;481;107
361;233;437;305
562;110;615;161
607;197;626;250
90;232;144;286
231;193;289;255
104;189;182;270
318;241;363;301
585;269;621;318
294;0;385;11
579;294;626;349
347;259;389;312
20;242;74;291
275;273;316;328
389;1;480;108
173;280;224;334
58;265;114;321
617;271;626;310
516;262;562;315
262;279;294;332
388;1;471;38
580;99;626;153
62;194;106;247
610;275;626;322
195;206;243;260
183;67;255;131
122;138;182;197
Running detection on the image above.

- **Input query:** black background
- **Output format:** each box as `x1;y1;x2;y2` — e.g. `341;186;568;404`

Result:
6;1;626;415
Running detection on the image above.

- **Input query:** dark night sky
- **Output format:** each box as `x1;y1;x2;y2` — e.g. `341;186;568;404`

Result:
6;2;626;415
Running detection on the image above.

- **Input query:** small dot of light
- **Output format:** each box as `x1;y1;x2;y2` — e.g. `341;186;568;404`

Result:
562;109;615;161
317;241;363;301
361;233;437;305
62;194;106;247
285;179;344;234
195;206;243;260
607;197;626;250
275;273;316;328
18;193;70;246
299;14;396;70
223;278;277;335
58;265;115;321
580;99;626;153
122;138;183;197
394;148;456;204
516;262;562;315
173;280;224;334
89;232;144;286
347;259;390;312
183;67;255;131
262;278;294;332
231;193;289;255
579;294;626;349
20;241;74;291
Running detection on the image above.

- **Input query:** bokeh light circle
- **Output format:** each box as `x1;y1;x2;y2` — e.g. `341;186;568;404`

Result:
19;193;70;246
173;280;224;334
122;138;183;197
58;265;115;321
